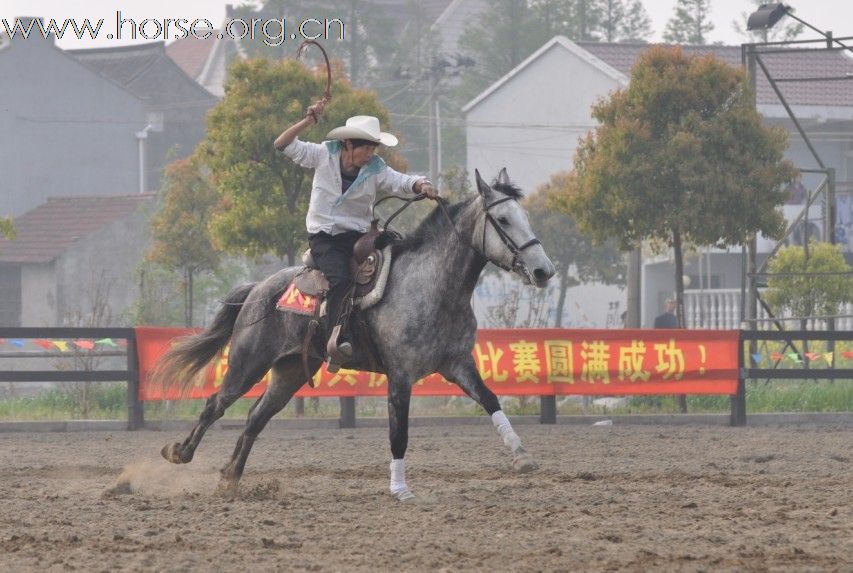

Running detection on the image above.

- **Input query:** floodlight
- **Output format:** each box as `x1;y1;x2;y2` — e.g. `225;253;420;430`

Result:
747;3;789;31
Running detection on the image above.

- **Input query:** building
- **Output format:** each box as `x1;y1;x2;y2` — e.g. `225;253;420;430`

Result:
0;18;216;218
463;36;853;327
0;194;156;327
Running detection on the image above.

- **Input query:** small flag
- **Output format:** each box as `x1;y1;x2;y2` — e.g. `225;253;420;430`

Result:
10;339;25;348
96;338;117;347
823;352;834;363
842;350;853;360
33;339;54;350
787;352;802;363
771;352;784;362
0;339;6;346
52;340;69;352
73;340;95;350
751;353;763;365
805;352;820;361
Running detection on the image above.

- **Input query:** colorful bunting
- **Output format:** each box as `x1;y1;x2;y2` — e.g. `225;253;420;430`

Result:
52;340;69;352
10;339;25;348
823;353;834;364
73;340;95;350
33;339;54;350
771;352;784;362
843;351;853;360
96;338;117;347
787;352;802;363
751;353;763;365
0;339;6;346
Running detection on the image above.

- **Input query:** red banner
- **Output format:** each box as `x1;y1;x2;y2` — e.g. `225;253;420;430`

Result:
136;327;740;401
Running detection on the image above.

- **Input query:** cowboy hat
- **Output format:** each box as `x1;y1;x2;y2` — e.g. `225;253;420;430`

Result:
326;115;398;147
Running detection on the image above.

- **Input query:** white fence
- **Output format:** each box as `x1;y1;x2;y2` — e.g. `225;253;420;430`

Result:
683;289;853;330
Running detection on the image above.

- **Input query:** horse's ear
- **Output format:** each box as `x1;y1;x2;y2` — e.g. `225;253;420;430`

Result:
497;168;510;187
474;169;492;198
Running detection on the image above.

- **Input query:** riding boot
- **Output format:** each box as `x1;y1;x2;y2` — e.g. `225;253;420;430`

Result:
326;291;355;373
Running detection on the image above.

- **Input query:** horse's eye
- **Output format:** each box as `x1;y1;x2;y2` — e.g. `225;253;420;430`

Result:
498;217;510;226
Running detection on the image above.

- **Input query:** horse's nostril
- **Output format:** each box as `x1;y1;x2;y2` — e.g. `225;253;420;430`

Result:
533;268;550;282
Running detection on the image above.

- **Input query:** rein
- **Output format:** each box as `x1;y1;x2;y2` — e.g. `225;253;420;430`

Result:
375;194;540;273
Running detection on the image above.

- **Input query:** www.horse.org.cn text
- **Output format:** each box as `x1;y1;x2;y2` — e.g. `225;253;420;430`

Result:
1;12;347;47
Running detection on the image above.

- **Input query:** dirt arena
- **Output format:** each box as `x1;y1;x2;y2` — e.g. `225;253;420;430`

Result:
0;421;850;572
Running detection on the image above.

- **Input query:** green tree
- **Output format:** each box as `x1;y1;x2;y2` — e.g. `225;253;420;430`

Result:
556;46;797;325
0;218;14;240
147;155;222;327
620;0;653;41
230;0;395;86
527;172;625;327
663;0;714;44
600;0;653;42
201;57;406;264
731;0;803;43
765;241;853;319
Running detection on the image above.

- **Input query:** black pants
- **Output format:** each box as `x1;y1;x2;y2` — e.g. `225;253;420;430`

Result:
308;231;363;338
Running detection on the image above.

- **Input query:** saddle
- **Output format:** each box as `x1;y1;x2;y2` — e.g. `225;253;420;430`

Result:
276;226;390;317
276;224;392;384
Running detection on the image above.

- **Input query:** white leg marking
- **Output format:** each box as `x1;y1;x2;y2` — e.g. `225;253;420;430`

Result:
389;458;415;501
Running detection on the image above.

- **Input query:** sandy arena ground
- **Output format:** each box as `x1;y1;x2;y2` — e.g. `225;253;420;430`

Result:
0;421;850;572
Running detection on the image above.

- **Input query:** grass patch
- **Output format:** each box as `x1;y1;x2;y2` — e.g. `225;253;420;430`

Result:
0;379;850;421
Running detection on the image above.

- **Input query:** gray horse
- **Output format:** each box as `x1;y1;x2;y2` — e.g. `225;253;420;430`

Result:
157;168;555;500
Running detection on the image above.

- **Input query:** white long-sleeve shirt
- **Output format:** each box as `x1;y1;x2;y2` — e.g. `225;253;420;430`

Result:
281;138;425;235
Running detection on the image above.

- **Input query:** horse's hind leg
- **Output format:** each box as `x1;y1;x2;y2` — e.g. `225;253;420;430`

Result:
441;356;537;472
218;356;315;495
161;354;274;465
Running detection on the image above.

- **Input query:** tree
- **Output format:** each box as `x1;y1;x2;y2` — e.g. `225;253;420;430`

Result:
147;154;222;327
731;0;803;43
556;46;798;325
229;0;396;86
765;241;853;319
527;173;625;327
620;0;653;42
457;0;548;99
200;57;405;265
600;0;653;43
663;0;714;44
0;218;13;240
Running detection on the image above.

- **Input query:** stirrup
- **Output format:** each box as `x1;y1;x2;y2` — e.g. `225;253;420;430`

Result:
326;325;352;373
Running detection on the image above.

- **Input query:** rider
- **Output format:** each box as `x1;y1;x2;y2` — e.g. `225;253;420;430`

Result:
274;100;439;368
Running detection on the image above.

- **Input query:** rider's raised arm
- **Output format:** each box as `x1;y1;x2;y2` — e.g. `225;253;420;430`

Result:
273;99;326;154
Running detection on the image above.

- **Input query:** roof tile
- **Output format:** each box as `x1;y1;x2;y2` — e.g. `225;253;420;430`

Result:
0;194;156;264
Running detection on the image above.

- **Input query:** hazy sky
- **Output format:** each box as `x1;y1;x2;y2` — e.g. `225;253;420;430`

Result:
1;1;850;49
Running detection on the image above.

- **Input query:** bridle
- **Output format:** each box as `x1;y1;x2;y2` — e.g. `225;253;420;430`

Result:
373;193;541;275
477;195;541;272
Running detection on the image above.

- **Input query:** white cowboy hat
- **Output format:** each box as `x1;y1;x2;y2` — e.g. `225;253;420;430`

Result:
326;115;398;147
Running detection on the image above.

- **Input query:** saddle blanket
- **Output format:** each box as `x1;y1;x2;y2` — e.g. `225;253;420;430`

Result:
277;283;321;316
276;246;392;316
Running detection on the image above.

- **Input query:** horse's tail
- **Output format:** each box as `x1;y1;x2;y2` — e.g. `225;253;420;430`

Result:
152;283;257;396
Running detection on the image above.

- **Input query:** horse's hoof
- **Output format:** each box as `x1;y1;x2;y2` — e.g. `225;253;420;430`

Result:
216;479;239;498
392;488;416;502
161;442;188;464
513;447;538;473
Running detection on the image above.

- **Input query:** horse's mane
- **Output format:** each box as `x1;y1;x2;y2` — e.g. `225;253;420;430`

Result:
491;180;523;200
385;195;476;256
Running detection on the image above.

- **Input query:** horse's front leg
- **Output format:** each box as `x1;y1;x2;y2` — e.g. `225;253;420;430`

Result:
387;375;415;501
441;357;537;473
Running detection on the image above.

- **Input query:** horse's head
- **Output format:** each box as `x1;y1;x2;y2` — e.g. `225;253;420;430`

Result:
473;168;556;288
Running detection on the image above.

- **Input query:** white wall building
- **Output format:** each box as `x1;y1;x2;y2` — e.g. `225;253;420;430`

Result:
464;36;853;328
